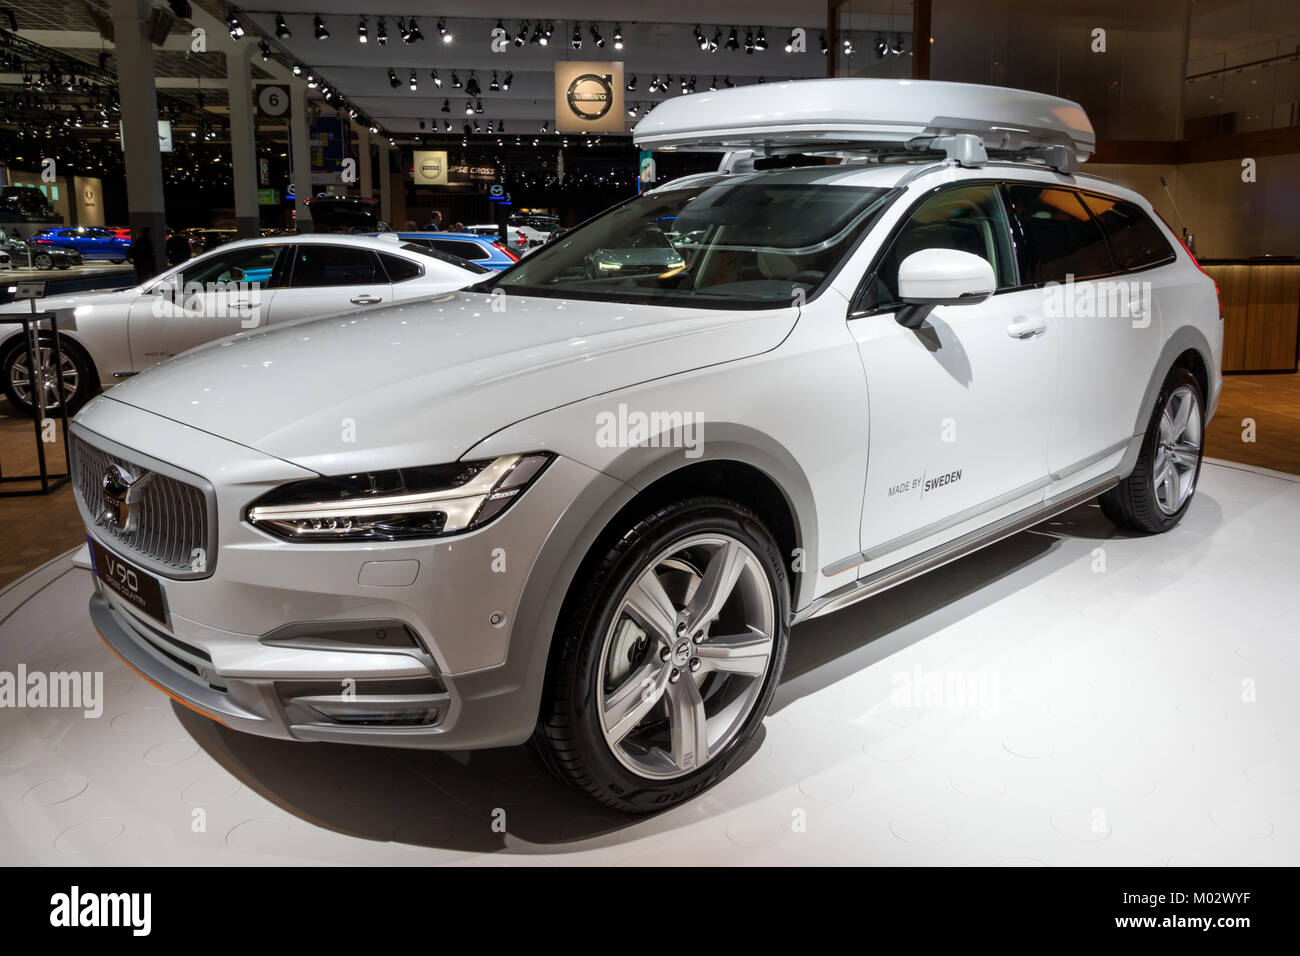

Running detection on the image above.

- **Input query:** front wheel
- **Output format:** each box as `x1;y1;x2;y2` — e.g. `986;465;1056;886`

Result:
0;334;94;417
532;497;790;813
33;252;53;270
1100;366;1205;533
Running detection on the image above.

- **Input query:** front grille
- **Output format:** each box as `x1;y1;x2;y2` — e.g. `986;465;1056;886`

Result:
71;434;214;578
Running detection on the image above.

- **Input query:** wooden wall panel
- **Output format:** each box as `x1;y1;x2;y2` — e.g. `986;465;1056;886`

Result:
1202;263;1299;372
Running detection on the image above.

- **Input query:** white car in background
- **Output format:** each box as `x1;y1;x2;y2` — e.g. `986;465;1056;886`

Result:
467;217;557;254
0;234;485;414
68;80;1221;813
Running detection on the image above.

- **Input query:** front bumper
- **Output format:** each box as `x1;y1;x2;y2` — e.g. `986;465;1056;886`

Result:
74;396;614;749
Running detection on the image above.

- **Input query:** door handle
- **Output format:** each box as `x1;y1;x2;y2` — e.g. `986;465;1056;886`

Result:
1006;317;1047;339
350;295;383;305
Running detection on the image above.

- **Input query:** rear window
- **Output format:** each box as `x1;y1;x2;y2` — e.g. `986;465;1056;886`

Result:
1004;185;1112;284
1079;193;1175;272
379;253;423;282
428;238;491;261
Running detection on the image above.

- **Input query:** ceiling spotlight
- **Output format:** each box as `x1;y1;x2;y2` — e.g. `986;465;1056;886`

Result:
376;17;387;44
497;120;504;132
647;75;659;94
891;33;905;54
571;25;582;50
724;75;734;87
397;17;410;42
408;17;423;42
755;26;768;51
409;70;418;92
613;24;624;49
531;22;545;45
357;17;367;43
418;119;425;129
709;27;721;52
820;32;828;54
258;39;270;60
474;120;481;133
785;31;797;53
627;103;637;118
291;62;303;76
432;69;442;88
539;120;548;132
388;68;399;89
437;18;451;43
368;124;377;134
475;99;484;114
725;27;739;51
275;13;291;39
466;73;481;97
451;71;462;89
489;71;500;91
441;99;450;112
465;100;473;115
626;74;636;91
709;76;718;91
875;33;887;57
744;29;755;54
515;21;528;46
591;24;604;47
501;72;512;91
694;24;707;50
313;15;328;40
225;8;244;40
443;119;451;131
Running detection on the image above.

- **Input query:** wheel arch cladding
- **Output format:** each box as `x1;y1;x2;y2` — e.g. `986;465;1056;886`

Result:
1119;326;1215;477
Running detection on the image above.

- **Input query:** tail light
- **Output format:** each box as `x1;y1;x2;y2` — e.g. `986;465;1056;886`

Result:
492;241;519;262
1155;210;1222;320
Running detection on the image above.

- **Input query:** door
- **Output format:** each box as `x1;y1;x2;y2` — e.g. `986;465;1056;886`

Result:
77;227;114;259
262;243;391;323
848;182;1056;570
1003;185;1170;485
126;243;284;369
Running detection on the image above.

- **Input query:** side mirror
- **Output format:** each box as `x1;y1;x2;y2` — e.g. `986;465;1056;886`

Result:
895;248;996;328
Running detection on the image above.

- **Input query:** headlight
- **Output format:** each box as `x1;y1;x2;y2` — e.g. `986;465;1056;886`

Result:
246;453;552;542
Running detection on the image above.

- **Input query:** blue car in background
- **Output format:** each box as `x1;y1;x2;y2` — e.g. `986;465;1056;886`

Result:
383;231;518;271
30;226;133;262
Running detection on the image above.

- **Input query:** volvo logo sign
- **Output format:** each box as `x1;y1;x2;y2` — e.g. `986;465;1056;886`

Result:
101;464;150;532
566;73;613;121
419;157;443;178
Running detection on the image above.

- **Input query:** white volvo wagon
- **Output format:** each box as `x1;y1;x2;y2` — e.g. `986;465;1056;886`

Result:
69;80;1221;812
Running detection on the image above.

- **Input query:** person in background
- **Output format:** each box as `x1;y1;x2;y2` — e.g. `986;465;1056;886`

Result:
165;230;191;266
425;211;443;231
402;220;417;230
131;227;156;284
452;221;465;232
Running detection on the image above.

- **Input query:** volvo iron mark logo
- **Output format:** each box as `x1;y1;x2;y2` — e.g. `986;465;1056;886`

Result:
566;73;613;121
420;157;443;178
101;463;149;532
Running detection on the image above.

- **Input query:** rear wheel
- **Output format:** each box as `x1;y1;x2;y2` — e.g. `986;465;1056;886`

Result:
532;497;790;813
1100;367;1204;533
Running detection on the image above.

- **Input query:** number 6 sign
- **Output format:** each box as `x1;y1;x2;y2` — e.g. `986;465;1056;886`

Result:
258;85;290;119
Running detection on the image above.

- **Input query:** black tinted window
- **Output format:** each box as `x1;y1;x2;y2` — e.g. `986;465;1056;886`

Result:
379;253;422;282
870;184;1017;309
1079;193;1174;272
428;239;490;261
290;245;381;287
1004;185;1112;283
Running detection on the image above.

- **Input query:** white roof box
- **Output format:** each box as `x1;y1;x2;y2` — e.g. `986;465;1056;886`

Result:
633;78;1095;165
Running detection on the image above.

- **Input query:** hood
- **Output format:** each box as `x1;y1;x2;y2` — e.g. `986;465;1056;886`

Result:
0;287;131;315
99;290;797;474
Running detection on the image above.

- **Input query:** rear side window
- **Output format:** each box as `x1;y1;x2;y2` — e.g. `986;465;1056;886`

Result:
1078;193;1175;272
379;253;422;282
1004;185;1112;283
428;238;490;261
289;245;381;287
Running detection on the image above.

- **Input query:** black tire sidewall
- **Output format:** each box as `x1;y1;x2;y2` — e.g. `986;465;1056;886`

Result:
557;501;790;812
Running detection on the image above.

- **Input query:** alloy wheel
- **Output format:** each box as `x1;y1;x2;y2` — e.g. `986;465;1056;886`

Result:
1153;383;1202;515
9;346;79;410
597;533;776;779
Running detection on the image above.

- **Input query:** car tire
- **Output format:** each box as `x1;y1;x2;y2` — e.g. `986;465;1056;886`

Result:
33;253;53;270
0;333;95;417
532;496;790;813
1099;366;1205;534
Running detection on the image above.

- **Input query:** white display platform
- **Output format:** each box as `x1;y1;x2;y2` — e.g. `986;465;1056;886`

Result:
0;460;1296;865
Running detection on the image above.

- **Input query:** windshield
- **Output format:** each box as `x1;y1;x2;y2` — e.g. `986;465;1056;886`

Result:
490;173;894;308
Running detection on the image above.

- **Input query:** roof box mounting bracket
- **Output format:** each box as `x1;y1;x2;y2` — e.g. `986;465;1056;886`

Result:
924;133;988;168
1037;144;1078;175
